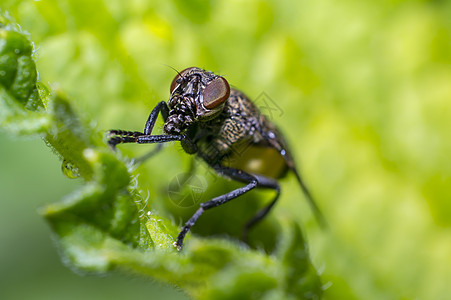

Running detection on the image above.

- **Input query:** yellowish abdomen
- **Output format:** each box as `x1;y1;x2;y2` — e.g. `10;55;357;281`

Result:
222;145;288;179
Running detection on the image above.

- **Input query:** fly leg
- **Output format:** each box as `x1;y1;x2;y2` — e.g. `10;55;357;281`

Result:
241;178;280;243
174;166;279;250
107;130;145;147
106;101;198;162
108;101;169;148
260;126;327;228
290;167;327;228
132;101;171;164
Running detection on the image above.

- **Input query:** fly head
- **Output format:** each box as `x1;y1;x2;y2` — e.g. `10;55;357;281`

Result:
164;67;230;134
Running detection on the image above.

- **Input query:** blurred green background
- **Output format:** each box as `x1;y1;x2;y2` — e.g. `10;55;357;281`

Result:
1;0;451;299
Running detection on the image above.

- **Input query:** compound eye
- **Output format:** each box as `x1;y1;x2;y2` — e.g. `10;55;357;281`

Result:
170;67;197;93
202;77;230;109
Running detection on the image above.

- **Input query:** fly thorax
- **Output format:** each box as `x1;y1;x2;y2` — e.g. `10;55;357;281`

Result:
164;96;196;134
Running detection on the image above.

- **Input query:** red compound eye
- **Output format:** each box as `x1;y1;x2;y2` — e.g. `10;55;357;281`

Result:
202;77;230;109
170;67;197;93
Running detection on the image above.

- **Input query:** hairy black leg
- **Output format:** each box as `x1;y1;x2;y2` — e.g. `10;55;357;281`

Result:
107;101;198;158
277;145;327;228
107;101;170;148
108;132;197;160
111;102;171;164
291;167;327;228
174;167;278;250
133;101;170;164
143;101;169;135
241;175;280;243
107;130;144;148
135;134;194;148
108;130;143;137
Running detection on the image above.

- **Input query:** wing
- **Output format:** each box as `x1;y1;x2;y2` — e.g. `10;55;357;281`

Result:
254;98;328;228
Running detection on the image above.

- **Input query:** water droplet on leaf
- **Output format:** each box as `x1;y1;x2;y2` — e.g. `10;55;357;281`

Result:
61;160;80;179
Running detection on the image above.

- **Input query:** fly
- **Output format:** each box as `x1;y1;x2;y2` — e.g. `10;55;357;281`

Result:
108;67;325;250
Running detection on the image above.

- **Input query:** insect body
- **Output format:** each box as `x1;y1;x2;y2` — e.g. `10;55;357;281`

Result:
108;67;324;250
